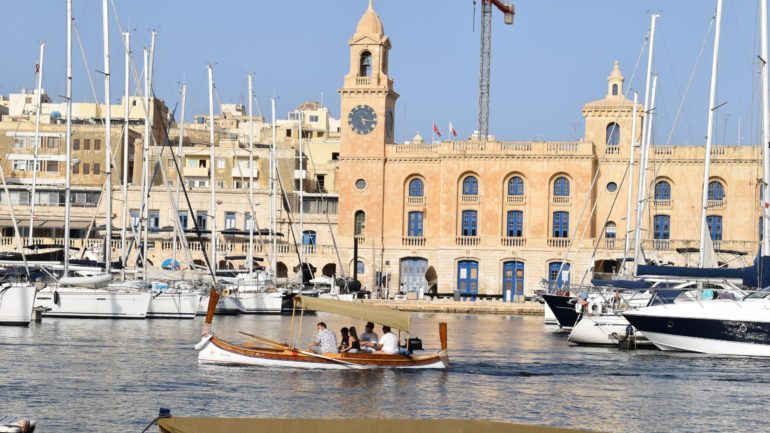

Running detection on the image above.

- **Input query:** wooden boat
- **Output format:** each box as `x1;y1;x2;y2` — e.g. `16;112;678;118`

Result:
158;417;600;433
195;288;449;369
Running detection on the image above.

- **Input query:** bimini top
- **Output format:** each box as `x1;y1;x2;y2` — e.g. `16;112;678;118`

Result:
294;296;411;332
158;418;598;433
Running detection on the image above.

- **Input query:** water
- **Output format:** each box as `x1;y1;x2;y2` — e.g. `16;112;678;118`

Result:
1;313;767;433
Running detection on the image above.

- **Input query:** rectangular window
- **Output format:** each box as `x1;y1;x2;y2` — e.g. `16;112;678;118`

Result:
217;158;226;169
552;211;569;238
93;163;100;175
408;211;424;237
13;138;26;148
82;163;90;175
94;139;101;150
83;139;91;150
506;210;524;237
130;209;140;231
46;161;59;173
148;210;160;231
286;129;292;138
178;211;188;229
216;181;225;188
707;215;723;241
168;158;175;167
316;174;326;192
72;163;79;174
461;210;478;237
244;213;253;231
196;211;208;230
48;137;60;148
224;212;236;230
73;139;80;150
309;115;319;122
653;215;670;240
12;160;27;171
331;152;339;161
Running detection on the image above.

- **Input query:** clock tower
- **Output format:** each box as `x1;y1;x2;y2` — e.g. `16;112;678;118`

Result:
338;0;398;274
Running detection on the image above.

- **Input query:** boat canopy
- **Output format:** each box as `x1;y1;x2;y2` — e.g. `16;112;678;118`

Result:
294;296;411;332
636;255;770;290
591;279;652;290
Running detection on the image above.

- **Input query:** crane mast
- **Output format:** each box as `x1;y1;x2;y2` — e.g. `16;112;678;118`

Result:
477;0;514;142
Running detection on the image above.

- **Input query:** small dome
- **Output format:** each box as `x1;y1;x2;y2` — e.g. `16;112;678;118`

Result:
608;60;623;81
355;0;385;38
411;131;424;144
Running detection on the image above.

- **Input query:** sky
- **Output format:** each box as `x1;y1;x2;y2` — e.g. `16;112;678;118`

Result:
0;0;764;145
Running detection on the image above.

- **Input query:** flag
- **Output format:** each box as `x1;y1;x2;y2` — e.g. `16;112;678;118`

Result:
449;122;458;137
35;63;40;73
432;122;441;137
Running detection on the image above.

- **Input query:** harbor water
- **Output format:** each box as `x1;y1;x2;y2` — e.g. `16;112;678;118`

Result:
1;313;767;433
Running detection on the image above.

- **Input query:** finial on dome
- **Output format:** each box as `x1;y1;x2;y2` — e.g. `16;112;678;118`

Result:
355;0;385;38
607;61;624;97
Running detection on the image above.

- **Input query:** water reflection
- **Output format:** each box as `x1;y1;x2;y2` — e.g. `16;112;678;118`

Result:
1;314;767;432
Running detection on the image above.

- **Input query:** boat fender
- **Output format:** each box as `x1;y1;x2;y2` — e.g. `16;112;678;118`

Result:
194;334;213;351
588;299;602;315
53;290;60;305
574;302;583;313
222;289;231;297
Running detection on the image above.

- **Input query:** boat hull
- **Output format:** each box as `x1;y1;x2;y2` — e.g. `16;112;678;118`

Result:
542;294;579;329
236;291;283;314
567;314;649;346
197;295;241;315
197;336;448;369
0;284;37;326
148;292;202;319
36;288;151;319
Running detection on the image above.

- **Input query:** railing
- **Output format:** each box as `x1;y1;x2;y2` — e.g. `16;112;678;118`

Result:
548;238;570;248
654;146;674;156
506;195;525;205
453;141;486;152
546;142;581;153
604;238;616;249
501;237;526;247
653;199;672;208
461;194;480;205
456;236;480;246
356;77;372;86
551;196;571;205
402;236;426;247
707;199;725;209
407;196;425;206
183;166;209;177
711;147;726;156
652;239;671;250
605;146;620;155
393;144;439;154
355;235;366;246
499;142;532;152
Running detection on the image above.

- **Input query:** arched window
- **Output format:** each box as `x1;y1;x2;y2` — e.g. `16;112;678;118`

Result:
606;122;620;146
357;260;365;275
462;176;479;195
507;176;524;196
408;178;424;197
302;230;317;246
359;51;372;77
506;210;524;237
461;210;478;236
654;181;671;200
553;176;570;196
707;215;723;241
708;181;725;201
612;83;619;96
553;211;569;238
354;210;365;236
604;221;617;239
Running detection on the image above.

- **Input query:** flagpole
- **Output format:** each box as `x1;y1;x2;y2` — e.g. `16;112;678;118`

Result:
431;123;434;144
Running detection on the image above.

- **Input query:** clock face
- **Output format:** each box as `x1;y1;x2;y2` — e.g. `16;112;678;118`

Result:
386;110;394;139
348;105;377;135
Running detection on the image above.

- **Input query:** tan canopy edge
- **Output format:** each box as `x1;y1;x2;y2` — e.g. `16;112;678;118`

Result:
295;296;411;332
159;418;602;433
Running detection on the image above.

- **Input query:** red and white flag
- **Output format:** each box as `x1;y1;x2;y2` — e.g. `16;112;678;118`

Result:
449;122;458;137
432;122;442;137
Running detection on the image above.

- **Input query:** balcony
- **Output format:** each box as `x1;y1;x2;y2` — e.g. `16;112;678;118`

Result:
501;237;526;247
402;236;426;247
506;195;526;205
548;238;570;248
707;199;725;209
356;77;372;86
653;199;672;208
460;194;480;205
183;166;209;177
355;235;366;246
551;196;571;206
407;196;425;206
456;236;480;246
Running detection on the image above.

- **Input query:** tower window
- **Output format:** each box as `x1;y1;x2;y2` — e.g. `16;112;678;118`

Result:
606;122;620;146
359;51;372;77
612;83;619;96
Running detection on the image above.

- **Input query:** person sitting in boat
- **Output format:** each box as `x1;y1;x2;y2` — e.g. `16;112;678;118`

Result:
341;326;361;354
308;322;338;354
339;327;350;352
361;325;399;355
359;322;378;353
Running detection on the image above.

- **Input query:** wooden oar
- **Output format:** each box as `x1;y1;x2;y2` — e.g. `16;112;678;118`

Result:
239;331;365;369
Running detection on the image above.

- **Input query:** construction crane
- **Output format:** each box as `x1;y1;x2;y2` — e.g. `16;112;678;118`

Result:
476;0;514;141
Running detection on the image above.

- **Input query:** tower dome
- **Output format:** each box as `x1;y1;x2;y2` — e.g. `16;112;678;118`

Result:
355;0;385;39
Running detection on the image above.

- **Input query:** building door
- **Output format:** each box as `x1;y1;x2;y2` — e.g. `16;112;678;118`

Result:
503;261;524;302
400;257;428;294
457;260;479;299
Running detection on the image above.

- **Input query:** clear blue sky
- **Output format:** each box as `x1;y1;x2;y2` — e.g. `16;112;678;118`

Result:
0;1;763;145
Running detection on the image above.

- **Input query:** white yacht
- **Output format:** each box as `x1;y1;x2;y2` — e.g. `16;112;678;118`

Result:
36;283;152;319
0;282;38;325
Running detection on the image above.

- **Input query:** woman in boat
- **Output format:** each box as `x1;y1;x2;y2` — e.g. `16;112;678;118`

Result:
341;326;361;353
339;327;350;352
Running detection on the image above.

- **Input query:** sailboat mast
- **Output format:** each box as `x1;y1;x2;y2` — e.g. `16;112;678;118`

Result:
298;109;304;267
120;32;130;280
28;42;45;245
622;91;639;271
633;13;659;270
208;65;217;271
247;74;254;280
698;0;723;268
102;0;113;273
173;83;187;267
141;48;150;280
270;98;277;278
761;0;770;256
64;0;73;277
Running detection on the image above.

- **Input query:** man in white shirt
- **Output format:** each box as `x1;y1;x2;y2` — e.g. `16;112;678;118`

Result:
361;325;399;355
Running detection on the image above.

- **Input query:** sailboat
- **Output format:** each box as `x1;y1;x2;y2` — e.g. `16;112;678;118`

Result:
36;0;151;319
623;0;770;356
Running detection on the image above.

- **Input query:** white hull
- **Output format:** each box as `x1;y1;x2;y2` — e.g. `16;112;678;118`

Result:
196;336;447;369
638;331;770;356
568;314;648;346
236;291;282;314
318;293;355;302
543;301;558;325
148;292;202;319
36;287;151;319
0;284;37;325
197;295;241;315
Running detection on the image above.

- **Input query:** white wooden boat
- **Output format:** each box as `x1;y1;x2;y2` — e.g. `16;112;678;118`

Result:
0;283;37;326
